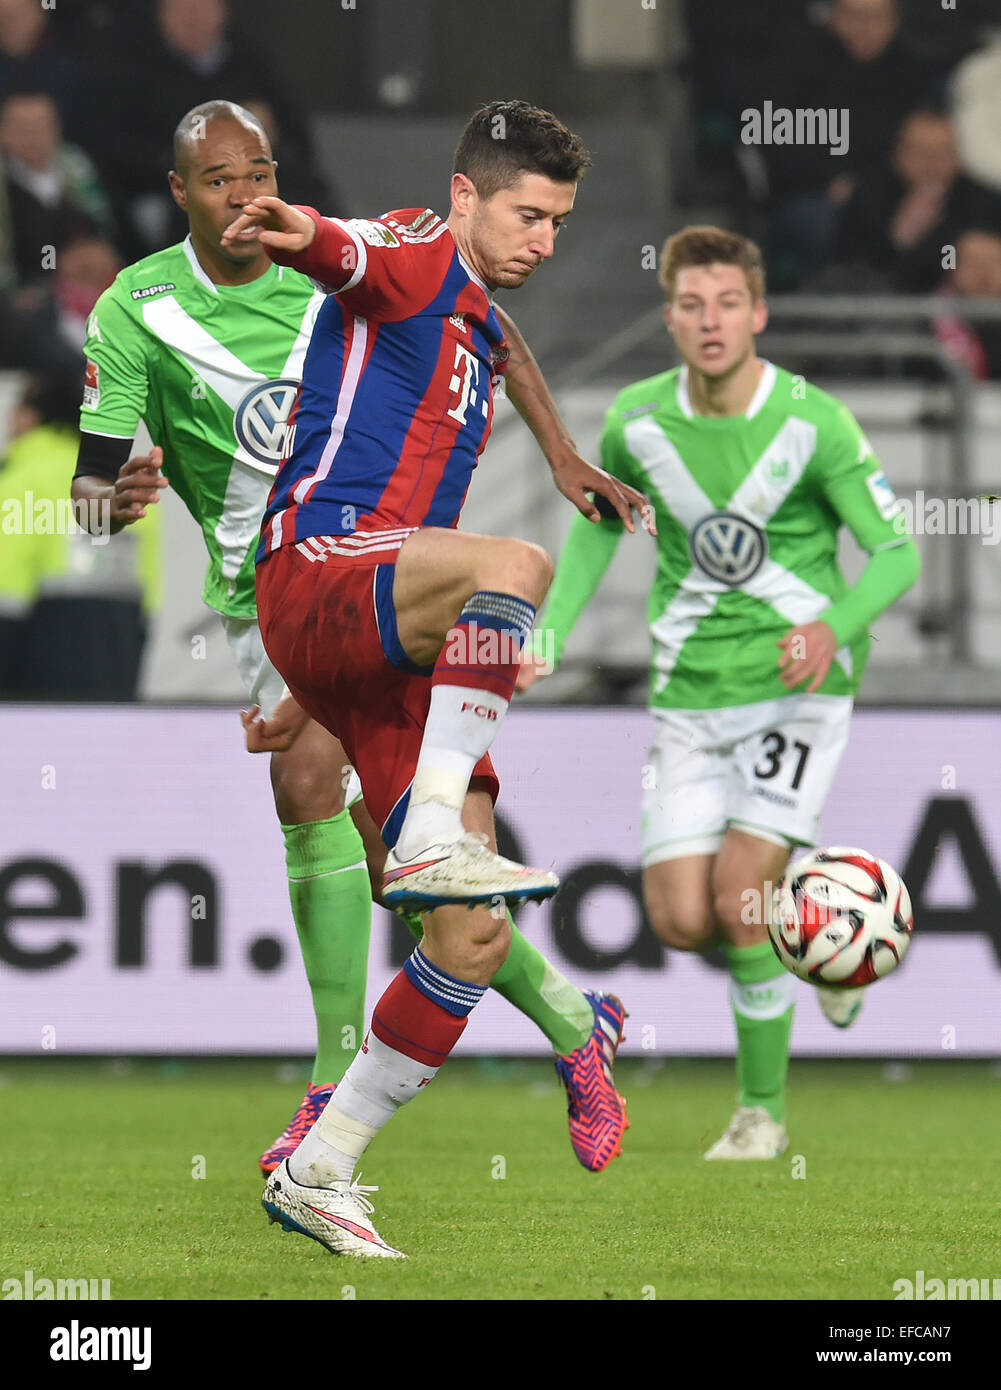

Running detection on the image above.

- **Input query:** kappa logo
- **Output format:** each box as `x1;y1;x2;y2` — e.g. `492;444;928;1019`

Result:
690;511;768;586
130;282;176;301
233;379;299;469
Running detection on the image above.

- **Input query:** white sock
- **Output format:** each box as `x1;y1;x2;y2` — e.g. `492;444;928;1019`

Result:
395;684;509;857
289;1034;439;1186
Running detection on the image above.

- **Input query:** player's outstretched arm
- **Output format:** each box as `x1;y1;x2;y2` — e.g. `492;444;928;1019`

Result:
495;306;654;536
221;196;317;254
71;448;168;534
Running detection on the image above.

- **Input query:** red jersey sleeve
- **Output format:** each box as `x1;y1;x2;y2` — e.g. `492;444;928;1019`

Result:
267;206;454;322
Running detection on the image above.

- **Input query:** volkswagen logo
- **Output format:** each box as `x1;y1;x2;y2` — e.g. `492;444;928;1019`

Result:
690;511;767;586
233;378;299;468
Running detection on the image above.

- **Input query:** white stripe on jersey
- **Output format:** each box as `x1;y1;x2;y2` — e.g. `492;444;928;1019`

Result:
287;313;369;511
280;286;326;379
294;531;414;562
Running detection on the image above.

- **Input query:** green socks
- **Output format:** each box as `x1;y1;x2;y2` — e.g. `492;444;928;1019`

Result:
283;812;372;1086
401;909;593;1055
726;941;796;1123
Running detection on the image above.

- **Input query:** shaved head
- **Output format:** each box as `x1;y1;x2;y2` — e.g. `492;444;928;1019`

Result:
172;100;269;178
167;99;278;285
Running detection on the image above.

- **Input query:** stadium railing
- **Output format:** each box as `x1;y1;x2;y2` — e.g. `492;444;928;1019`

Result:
474;296;1001;704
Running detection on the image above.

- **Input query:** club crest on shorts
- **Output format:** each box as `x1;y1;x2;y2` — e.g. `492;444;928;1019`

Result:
690;511;767;586
234;378;299;469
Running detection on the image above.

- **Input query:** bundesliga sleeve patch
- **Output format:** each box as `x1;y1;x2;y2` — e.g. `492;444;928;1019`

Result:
349;219;401;248
83;359;100;410
865;469;901;522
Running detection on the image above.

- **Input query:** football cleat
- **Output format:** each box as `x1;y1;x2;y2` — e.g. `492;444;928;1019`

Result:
816;984;865;1029
554;991;629;1172
262;1160;405;1259
382;831;558;911
259;1082;335;1175
704;1106;788;1160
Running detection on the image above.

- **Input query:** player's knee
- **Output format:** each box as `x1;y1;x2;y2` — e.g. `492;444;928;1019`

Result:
270;758;344;824
644;888;714;951
712;885;765;945
521;541;555;596
479;539;552;605
422;906;510;985
467;907;511;971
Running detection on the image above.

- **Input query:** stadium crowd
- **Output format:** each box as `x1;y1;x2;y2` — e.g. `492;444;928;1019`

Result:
1;0;1000;700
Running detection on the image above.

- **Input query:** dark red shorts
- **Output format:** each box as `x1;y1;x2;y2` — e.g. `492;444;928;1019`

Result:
256;534;499;844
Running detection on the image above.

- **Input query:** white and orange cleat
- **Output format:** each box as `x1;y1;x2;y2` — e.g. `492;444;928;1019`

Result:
262;1161;405;1259
381;831;558;911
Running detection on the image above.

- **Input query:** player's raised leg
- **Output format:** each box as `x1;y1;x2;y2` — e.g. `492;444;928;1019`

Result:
382;528;559;909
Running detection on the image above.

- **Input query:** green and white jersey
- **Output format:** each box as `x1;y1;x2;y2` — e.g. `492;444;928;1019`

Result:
80;237;324;619
600;361;909;710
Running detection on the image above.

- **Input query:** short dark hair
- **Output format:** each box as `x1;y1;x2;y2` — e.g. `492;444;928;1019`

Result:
452;100;591;200
659;225;766;301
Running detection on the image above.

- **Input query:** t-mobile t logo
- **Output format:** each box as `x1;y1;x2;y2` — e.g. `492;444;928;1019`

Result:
446;342;485;425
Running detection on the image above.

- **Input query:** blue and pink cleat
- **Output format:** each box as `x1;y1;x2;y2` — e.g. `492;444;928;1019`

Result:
554;991;629;1171
258;1082;335;1176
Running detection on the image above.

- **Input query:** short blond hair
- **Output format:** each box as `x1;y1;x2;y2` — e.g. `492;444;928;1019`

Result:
658;226;765;301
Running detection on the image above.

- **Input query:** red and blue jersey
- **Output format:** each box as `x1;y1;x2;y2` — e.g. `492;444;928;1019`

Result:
256;206;507;561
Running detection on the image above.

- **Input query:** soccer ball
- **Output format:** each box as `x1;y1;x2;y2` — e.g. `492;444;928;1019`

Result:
769;846;914;988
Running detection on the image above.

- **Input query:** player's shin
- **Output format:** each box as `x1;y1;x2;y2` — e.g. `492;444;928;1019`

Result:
283;812;372;1085
726;941;796;1122
400;907;592;1054
288;946;487;1187
396;593;535;856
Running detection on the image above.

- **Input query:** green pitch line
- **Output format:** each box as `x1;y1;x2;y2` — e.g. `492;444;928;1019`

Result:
0;1059;996;1302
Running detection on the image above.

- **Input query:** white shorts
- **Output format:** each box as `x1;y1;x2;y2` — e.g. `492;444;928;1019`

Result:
221;615;363;808
641;694;853;866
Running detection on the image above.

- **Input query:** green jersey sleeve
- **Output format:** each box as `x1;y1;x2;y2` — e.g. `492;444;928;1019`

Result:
815;402;910;553
813;401;921;645
79;285;149;439
537;406;629;666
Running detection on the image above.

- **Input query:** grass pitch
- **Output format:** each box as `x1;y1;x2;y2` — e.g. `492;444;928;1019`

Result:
1;1057;996;1301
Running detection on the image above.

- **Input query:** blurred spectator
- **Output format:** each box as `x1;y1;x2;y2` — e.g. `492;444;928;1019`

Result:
935;229;1001;380
951;28;1001;195
0;0;83;127
239;98;342;214
78;0;327;255
832;110;1001;292
0;234;120;371
756;0;942;288
0;370;160;700
0;90;115;284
